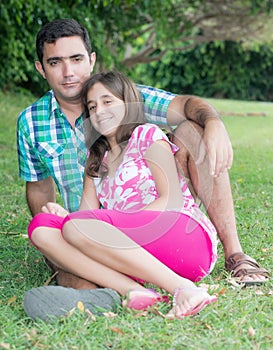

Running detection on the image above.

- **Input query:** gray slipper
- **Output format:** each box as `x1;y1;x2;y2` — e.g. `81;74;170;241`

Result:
23;286;121;321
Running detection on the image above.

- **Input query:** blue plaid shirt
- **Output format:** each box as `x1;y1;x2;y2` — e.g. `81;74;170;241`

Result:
17;86;175;212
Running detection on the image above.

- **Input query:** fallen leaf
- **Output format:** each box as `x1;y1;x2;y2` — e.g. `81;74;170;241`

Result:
255;290;264;295
133;310;148;317
198;283;219;292
151;308;168;318
65;307;76;318
29;329;37;337
85;309;96;321
102;311;117;318
24;333;31;341
218;287;226;295
44;271;58;286
77;301;85;313
109;327;124;335
209;284;220;291
227;278;245;288
7;296;16;304
204;324;212;330
24;329;37;341
248;326;255;337
0;343;10;349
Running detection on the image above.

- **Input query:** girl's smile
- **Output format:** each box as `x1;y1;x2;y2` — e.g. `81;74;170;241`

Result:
87;82;125;140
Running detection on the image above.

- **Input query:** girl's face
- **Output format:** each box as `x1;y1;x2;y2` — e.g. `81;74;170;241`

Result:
86;82;125;138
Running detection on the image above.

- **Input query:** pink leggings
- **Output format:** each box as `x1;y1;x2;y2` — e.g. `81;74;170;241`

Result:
28;209;215;282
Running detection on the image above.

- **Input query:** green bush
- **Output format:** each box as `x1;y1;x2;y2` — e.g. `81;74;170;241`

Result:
0;1;66;94
132;41;273;101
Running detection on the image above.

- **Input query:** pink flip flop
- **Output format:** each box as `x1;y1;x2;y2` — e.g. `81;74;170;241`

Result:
123;289;164;310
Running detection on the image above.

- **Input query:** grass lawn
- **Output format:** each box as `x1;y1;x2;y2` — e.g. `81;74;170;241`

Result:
0;91;272;349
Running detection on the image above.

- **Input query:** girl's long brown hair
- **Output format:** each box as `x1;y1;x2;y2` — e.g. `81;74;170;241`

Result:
81;71;146;178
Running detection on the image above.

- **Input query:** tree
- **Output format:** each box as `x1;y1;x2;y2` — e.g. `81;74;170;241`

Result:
93;0;273;69
1;0;273;94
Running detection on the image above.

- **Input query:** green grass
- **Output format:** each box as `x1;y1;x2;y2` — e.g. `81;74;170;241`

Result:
1;90;273;349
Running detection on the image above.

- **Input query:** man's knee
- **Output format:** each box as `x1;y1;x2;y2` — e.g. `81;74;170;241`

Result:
173;121;203;157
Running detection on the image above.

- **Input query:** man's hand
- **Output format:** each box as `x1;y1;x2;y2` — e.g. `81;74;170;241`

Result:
196;119;233;177
167;95;233;177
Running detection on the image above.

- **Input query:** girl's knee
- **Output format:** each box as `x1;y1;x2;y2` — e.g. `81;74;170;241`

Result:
30;227;51;249
30;226;42;244
61;220;80;244
28;213;63;237
62;219;97;249
28;213;64;248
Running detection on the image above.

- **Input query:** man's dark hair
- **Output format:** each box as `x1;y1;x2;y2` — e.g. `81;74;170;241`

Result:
36;18;92;66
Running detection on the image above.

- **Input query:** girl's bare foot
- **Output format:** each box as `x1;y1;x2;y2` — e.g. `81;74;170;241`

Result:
166;287;217;319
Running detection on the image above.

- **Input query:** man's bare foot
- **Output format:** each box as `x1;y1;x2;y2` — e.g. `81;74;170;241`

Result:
44;257;97;290
225;252;269;285
56;269;97;290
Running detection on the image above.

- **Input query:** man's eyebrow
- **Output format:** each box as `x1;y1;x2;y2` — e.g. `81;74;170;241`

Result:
69;54;85;59
46;54;85;63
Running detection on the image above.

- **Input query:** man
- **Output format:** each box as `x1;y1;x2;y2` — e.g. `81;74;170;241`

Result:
17;18;268;319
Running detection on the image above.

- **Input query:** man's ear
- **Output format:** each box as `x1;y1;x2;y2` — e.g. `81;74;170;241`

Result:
35;61;46;79
90;52;96;73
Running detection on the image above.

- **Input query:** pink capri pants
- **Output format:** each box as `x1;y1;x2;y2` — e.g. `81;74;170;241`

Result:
28;209;216;282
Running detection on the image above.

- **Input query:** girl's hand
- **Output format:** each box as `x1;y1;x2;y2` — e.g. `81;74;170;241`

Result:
42;202;69;217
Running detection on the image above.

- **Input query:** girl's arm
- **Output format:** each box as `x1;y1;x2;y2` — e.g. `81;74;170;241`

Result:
143;139;184;211
79;170;100;211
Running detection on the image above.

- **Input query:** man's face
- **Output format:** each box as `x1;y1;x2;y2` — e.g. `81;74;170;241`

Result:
36;36;96;105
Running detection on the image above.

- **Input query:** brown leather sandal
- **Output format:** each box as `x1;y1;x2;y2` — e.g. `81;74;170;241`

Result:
225;252;269;285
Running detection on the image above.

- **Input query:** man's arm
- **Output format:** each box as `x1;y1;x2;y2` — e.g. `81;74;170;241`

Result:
166;95;219;126
26;177;56;216
167;95;233;177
